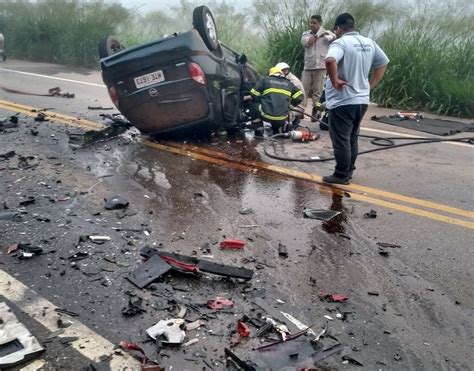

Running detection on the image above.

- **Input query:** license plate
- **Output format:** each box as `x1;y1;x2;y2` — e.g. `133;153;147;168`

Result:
134;70;165;89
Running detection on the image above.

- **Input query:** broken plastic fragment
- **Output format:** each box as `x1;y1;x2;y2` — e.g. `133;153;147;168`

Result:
220;239;245;250
364;209;377;218
104;195;129;210
207;297;234;310
237;322;251;337
303;208;341;221
146;319;185;344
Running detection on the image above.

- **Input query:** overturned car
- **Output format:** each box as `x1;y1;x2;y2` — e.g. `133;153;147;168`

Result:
98;6;260;135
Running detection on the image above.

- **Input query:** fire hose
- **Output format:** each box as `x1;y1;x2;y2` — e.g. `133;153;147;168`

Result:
262;108;474;163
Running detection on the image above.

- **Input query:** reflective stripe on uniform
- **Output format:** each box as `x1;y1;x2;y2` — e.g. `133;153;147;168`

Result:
258;105;288;121
250;88;261;96
262;88;291;97
292;90;303;99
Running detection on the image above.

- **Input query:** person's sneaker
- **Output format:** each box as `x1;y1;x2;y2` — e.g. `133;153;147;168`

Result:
322;174;350;185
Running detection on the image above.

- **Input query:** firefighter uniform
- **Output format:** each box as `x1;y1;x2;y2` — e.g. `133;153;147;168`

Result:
250;68;304;133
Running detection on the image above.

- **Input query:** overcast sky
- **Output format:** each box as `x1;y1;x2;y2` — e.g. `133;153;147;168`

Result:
118;0;254;13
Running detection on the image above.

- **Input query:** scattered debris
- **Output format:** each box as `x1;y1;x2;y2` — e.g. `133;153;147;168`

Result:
364;209;377;219
237;322;251;337
280;312;322;340
48;87;75;98
376;242;401;249
19;196;35;206
120;341;162;370
7;243;43;259
278;243;288;258
0;116;19;129
0;302;44;368
54;308;79;317
303;208;341;221
139;248;254;281
104;195;129;210
88;235;111;244
183;338;199;347
342;354;364;366
239;207;254;215
207;297;234;310
220;239;245;250
88;106;114;110
367;291;380;296
0;150;16;160
146;319;186;344
185;320;205;331
319;292;349;303
68;118;131;147
34;112;49;122
122;293;146;316
126;255;172;289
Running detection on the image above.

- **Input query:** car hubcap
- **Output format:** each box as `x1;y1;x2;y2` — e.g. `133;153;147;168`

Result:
205;14;217;43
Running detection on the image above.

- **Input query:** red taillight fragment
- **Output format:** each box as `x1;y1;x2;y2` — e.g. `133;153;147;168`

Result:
108;86;119;107
188;62;206;85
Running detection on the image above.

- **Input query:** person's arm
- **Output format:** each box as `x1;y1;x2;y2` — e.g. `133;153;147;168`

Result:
290;84;304;106
370;65;387;89
325;57;347;91
302;32;316;47
250;78;264;101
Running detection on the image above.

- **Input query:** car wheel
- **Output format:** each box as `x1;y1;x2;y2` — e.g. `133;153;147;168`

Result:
98;36;125;59
193;6;219;51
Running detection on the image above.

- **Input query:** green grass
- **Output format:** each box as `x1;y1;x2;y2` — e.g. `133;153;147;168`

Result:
0;0;129;68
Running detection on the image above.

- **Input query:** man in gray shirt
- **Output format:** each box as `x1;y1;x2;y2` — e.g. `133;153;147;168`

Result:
323;13;389;185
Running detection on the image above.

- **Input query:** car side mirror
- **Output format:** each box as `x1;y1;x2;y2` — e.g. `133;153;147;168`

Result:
239;54;247;65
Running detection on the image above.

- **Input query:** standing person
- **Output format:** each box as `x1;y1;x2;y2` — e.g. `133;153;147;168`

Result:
323;13;389;185
250;66;303;134
301;15;335;121
276;62;305;125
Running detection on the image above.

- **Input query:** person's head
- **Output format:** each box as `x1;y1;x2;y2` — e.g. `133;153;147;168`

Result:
275;62;290;76
310;15;322;33
333;13;355;38
268;66;283;77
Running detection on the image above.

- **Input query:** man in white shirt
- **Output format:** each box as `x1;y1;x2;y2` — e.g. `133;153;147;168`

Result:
301;15;336;121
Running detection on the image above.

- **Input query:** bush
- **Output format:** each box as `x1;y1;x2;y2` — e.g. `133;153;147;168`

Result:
0;0;129;68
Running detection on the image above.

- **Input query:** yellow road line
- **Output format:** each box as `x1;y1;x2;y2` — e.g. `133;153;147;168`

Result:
0;270;141;370
1;98;472;228
0;99;103;130
145;141;474;229
169;141;474;219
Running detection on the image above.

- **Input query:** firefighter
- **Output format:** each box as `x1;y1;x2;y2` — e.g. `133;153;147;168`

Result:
250;66;304;134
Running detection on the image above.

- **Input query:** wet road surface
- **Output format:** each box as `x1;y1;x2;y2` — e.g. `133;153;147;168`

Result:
0;60;473;370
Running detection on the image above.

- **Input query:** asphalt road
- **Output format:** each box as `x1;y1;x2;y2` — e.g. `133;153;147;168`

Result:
0;59;473;371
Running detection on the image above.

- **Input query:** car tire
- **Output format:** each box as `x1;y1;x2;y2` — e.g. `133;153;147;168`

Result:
193;6;219;51
98;36;125;59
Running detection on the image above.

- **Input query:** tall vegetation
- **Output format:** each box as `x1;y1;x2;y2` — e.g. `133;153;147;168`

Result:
0;0;129;67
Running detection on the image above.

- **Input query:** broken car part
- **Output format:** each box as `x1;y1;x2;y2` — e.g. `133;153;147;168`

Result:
207;297;234;310
220;239;245;250
104;195;129;210
303;208;341;221
146;319;185;344
237;322;251;337
68;119;131;148
139;247;254;280
280;311;321;340
119;341;162;370
126;255;172;289
0;302;44;368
